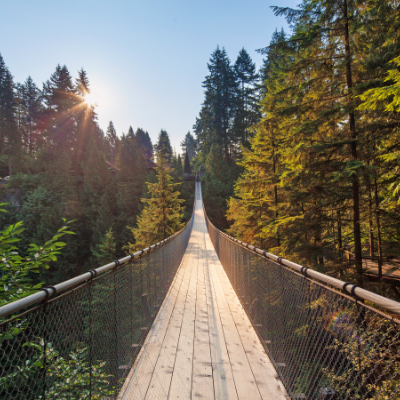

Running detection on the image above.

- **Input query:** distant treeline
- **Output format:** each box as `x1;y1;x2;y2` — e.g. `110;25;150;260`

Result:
0;57;193;284
194;0;400;300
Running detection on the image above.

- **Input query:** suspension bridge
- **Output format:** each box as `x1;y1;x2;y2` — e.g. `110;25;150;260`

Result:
1;181;400;399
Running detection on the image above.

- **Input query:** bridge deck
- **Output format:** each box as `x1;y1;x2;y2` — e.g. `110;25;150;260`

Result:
119;184;287;400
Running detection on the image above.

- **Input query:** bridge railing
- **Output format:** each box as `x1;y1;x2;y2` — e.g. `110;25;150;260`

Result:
0;214;194;400
204;207;400;400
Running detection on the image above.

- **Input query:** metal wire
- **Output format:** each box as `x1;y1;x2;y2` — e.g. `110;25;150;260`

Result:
205;210;400;400
0;214;194;400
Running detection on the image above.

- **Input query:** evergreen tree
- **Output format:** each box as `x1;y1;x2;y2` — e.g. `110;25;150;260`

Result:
171;151;177;171
196;47;237;162
184;151;191;175
115;132;148;250
180;131;196;161
176;153;183;177
42;64;77;153
136;128;153;159
20;76;43;154
127;126;135;139
204;143;238;229
105;121;119;162
75;68;90;97
267;0;367;281
225;0;400;295
74;70;97;174
233;48;260;147
0;54;18;176
130;155;184;249
92;227;116;265
155;129;172;163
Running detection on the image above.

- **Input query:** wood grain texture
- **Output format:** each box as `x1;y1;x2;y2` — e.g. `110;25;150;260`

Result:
122;185;287;400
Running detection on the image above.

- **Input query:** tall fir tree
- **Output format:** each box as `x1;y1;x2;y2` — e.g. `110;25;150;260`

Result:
176;153;183;177
129;154;184;249
180;131;196;161
0;59;18;176
155;129;172;163
184;151;191;175
20;76;43;154
233;48;260;147
105;121;119;162
75;68;90;97
136;128;153;160
196;47;237;162
92;227;116;265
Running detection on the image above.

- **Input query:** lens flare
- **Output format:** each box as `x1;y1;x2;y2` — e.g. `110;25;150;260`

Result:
84;92;96;106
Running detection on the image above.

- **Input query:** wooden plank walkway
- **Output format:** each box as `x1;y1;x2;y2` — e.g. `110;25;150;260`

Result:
119;183;287;400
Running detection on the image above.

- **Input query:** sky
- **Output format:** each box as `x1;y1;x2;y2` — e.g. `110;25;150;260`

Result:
0;0;298;152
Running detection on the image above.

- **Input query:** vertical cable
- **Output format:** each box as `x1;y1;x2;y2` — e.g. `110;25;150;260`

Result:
42;302;47;400
140;255;143;326
113;267;119;394
89;278;93;399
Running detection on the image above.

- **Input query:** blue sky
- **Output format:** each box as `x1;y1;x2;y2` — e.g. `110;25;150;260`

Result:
0;0;298;152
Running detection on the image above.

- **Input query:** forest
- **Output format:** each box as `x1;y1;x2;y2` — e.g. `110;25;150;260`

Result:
1;1;400;398
0;58;195;304
194;0;400;301
2;0;400;304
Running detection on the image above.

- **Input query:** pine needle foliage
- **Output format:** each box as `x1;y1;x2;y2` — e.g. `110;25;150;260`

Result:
226;0;400;296
184;151;191;175
129;155;184;250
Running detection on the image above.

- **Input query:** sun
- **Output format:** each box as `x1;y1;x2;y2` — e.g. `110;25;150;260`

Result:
84;92;97;107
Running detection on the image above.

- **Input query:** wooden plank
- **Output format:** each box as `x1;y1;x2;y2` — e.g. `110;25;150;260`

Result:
191;227;215;400
204;243;262;400
121;243;193;400
120;196;287;400
144;241;194;399
207;236;288;400
168;228;199;399
202;235;239;400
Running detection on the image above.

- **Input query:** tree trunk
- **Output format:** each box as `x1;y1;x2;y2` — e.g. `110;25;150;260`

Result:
272;138;280;247
374;178;383;279
368;187;375;259
29;118;33;155
343;0;363;285
8;141;12;176
337;210;344;278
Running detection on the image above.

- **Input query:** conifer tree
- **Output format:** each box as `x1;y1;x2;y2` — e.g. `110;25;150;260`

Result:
105;121;119;162
136;128;153;159
180;131;196;161
176;153;183;177
92;227;116;265
197;47;237;162
155;129;172;163
204;143;238;229
266;0;366;280
184;151;191;175
0;54;19;176
127;126;135;139
74;70;97;174
171;151;177;171
226;0;400;291
233;48;260;147
115;132;148;248
75;68;90;97
20;76;43;154
130;154;184;249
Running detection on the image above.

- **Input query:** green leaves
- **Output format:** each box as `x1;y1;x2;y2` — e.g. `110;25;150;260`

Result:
0;219;74;308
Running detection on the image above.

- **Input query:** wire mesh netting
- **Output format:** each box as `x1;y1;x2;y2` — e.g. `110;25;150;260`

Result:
205;212;400;400
0;216;193;400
